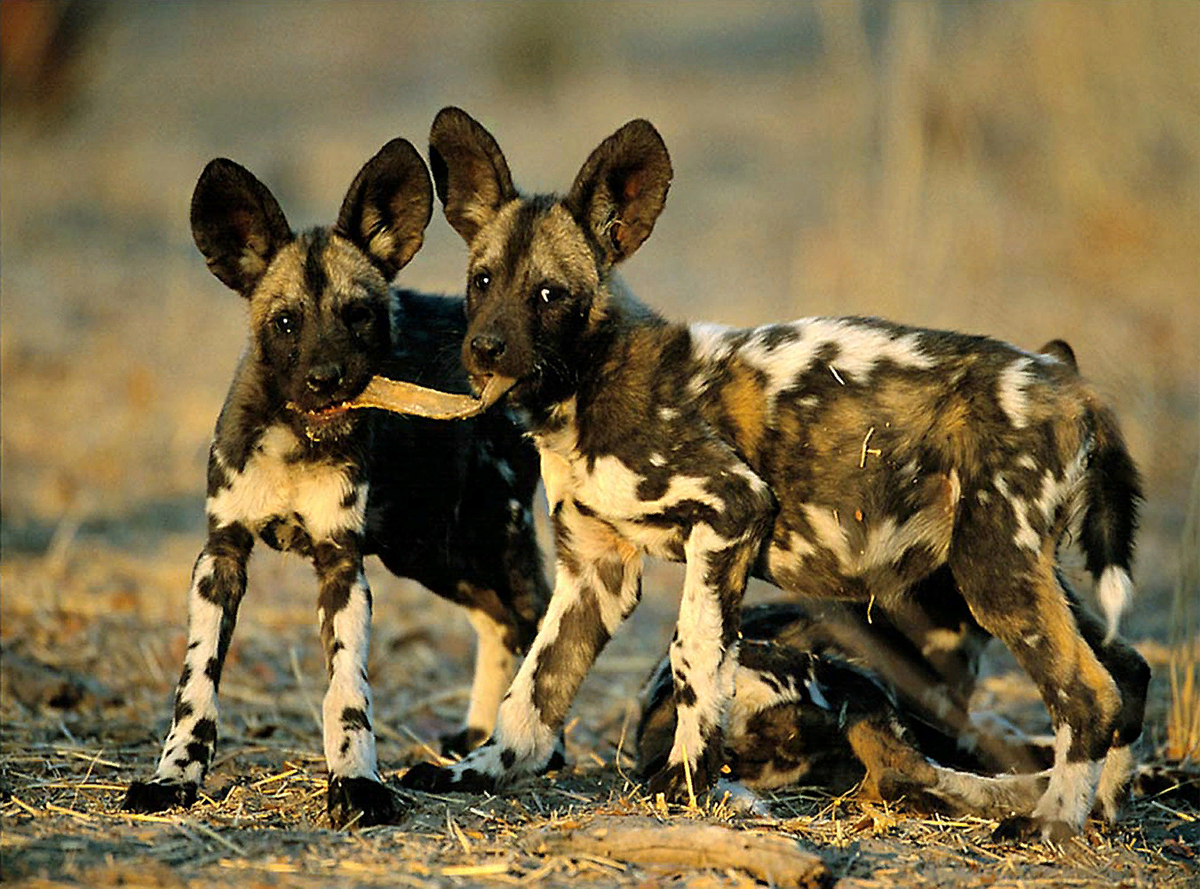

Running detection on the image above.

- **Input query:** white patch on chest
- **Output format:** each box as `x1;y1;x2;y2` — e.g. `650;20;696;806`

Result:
536;402;729;556
208;424;365;541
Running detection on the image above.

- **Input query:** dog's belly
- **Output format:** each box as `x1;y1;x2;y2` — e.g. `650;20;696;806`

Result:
757;471;960;602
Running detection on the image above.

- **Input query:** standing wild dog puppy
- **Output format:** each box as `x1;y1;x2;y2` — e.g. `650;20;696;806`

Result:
400;108;1148;842
122;139;549;828
637;341;1112;820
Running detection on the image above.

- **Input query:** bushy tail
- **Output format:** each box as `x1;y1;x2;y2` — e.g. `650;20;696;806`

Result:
1079;402;1142;641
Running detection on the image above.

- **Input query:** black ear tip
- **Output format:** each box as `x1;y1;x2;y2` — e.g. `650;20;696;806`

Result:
199;157;250;181
431;107;495;151
432;105;472;132
375;137;423;167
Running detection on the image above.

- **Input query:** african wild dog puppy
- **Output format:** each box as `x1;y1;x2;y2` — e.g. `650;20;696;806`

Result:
637;584;1070;818
635;596;1045;815
636;341;1099;817
121;138;549;828
641;573;1150;828
399;108;1148;842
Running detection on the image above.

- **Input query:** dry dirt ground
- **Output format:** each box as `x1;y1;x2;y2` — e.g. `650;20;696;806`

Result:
2;4;1198;887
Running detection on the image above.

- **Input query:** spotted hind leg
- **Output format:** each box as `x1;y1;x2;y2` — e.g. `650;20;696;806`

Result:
1059;572;1149;822
440;606;518;756
950;543;1121;841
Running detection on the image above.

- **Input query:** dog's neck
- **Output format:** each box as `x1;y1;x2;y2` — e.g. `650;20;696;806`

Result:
523;283;682;463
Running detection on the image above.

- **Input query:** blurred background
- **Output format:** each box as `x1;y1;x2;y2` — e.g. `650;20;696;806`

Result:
2;2;1196;749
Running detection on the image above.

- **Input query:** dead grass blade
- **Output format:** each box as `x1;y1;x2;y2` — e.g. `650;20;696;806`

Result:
1167;463;1200;763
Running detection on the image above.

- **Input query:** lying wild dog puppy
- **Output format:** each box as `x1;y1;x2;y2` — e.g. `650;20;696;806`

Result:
122;139;549;828
636;585;1060;817
399;108;1149;842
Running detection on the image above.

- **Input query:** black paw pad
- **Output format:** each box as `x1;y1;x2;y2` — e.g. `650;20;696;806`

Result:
327;776;398;829
993;815;1038;842
122;780;198;813
992;815;1077;844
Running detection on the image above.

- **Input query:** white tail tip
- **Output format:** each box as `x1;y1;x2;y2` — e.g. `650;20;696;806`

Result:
1097;566;1133;643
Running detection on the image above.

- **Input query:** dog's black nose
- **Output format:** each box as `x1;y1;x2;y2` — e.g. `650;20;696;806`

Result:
306;362;344;395
470;334;506;368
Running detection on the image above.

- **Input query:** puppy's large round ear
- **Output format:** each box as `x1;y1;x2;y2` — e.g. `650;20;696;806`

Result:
336;138;433;281
428;107;518;244
191;158;293;297
564;119;672;267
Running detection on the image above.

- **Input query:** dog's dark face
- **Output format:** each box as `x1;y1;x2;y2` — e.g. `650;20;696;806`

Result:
190;140;433;442
427;107;673;415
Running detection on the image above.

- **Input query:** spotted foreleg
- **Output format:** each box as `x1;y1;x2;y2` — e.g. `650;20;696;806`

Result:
649;507;770;802
122;523;252;813
402;502;642;793
314;536;394;828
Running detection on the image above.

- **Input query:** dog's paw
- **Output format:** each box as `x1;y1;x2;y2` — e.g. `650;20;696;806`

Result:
542;741;566;774
992;814;1077;844
439;727;489;758
399;762;498;794
645;760;715;804
327;776;398;829
121;779;198;813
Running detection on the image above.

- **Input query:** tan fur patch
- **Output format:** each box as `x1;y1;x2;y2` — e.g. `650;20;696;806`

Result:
249;237;380;328
845;719;936;799
532;205;601;295
875;377;979;469
468;200;521;268
719;360;769;464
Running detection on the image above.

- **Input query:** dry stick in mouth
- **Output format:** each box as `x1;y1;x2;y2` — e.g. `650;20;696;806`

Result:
341;374;515;420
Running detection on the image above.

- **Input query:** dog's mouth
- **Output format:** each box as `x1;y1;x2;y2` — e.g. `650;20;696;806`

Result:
466;373;518;409
288;375;515;424
287;399;359;441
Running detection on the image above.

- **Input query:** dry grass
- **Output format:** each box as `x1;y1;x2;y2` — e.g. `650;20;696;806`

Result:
2;2;1198;886
1166;465;1200;764
2;547;1197;888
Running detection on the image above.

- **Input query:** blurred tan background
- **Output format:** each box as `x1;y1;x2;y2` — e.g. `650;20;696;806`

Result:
2;1;1196;652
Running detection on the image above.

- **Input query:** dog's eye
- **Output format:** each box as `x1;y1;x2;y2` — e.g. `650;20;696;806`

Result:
538;285;568;304
344;303;374;330
272;312;298;337
471;272;491;293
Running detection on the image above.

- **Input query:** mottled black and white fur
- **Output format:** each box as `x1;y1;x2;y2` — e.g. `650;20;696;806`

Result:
637;585;1057;820
638;342;1136;828
399;108;1148;842
121;138;549;828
